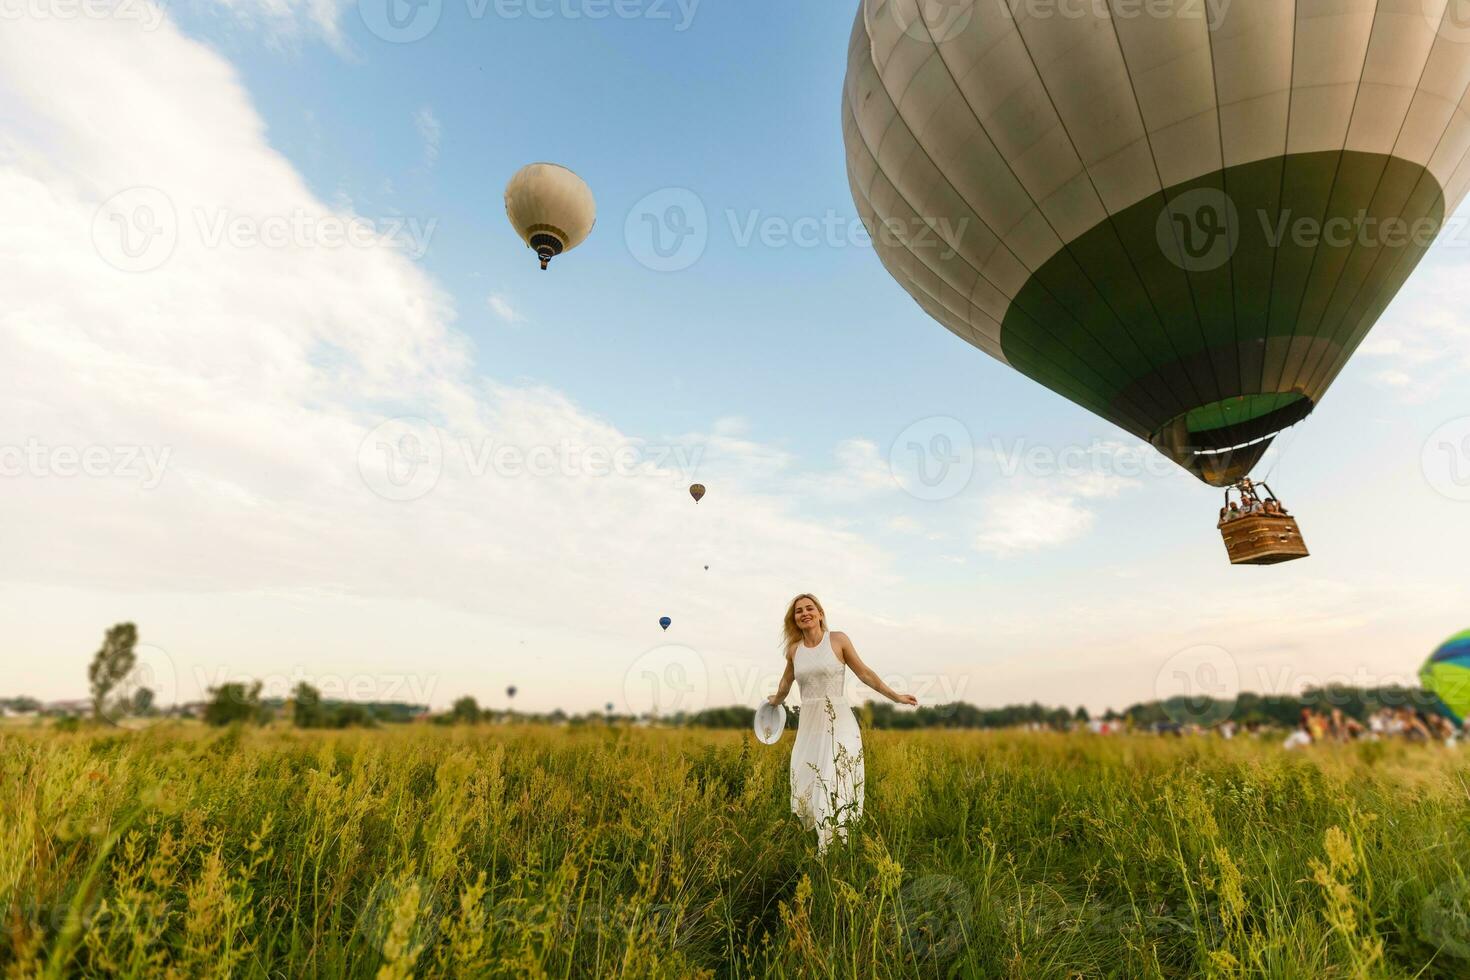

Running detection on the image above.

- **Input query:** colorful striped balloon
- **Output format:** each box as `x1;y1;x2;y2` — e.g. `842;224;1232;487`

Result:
1420;630;1470;725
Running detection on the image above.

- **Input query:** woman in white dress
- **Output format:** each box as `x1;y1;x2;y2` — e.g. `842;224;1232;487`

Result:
767;594;918;849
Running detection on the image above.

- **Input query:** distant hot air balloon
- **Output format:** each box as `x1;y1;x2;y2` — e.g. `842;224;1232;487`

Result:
605;701;615;714
689;484;706;503
659;616;672;631
1421;629;1470;724
844;1;1470;500
504;163;596;270
506;685;517;700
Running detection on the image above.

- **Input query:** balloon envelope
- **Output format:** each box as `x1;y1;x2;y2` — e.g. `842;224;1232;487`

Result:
659;616;672;631
689;484;706;503
506;686;517;699
504;163;596;270
843;1;1470;485
1420;629;1470;724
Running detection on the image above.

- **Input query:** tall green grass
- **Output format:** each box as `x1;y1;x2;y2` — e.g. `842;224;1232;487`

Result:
3;724;1469;978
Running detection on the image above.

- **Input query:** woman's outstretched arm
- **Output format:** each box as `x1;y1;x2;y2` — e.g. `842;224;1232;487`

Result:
833;632;918;706
768;648;796;705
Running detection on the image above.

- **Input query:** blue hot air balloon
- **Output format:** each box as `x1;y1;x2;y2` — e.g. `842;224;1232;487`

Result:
659;616;671;631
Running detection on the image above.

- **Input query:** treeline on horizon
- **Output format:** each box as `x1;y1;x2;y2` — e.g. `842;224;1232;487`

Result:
9;684;1447;732
682;684;1448;731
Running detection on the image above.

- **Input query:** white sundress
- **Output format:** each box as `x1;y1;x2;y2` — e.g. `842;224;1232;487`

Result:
789;631;864;849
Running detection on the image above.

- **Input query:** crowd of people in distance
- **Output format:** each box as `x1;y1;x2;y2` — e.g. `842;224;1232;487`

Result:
1281;705;1463;749
1108;709;1465;749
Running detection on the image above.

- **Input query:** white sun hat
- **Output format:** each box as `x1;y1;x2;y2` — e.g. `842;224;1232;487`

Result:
754;702;786;744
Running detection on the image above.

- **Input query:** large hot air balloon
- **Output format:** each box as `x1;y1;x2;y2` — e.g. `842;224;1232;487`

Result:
1421;629;1470;724
504;163;596;270
844;1;1470;493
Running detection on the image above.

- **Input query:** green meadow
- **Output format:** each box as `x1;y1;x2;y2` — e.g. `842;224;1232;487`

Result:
4;724;1470;978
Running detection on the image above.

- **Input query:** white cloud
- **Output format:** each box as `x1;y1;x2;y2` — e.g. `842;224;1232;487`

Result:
973;491;1095;557
414;106;441;168
0;14;911;706
488;292;524;325
712;417;749;437
201;0;352;51
817;438;894;500
1360;253;1470;399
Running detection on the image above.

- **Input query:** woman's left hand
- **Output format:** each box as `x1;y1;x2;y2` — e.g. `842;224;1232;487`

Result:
894;693;918;706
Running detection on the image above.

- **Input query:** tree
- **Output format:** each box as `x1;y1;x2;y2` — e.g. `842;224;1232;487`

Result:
130;687;155;717
88;623;138;721
332;703;376;729
1075;706;1090;723
293;682;326;728
451;696;482;724
204;681;265;727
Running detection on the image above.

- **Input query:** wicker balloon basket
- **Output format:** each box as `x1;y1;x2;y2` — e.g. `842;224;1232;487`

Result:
1217;479;1309;566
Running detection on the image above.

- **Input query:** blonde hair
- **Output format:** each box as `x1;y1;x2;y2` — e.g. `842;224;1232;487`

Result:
781;593;827;653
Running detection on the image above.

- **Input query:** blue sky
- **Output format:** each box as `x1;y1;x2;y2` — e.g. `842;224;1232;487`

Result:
2;1;1468;714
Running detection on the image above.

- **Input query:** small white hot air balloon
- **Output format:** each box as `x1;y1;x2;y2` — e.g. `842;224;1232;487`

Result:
504;163;596;270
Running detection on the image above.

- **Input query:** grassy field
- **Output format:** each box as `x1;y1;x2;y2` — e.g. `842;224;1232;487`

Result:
4;724;1470;978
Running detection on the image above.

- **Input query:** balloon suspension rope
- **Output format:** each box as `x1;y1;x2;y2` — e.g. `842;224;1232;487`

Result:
1261;420;1306;485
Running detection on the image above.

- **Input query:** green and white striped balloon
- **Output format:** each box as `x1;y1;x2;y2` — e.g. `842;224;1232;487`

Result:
843;0;1470;485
